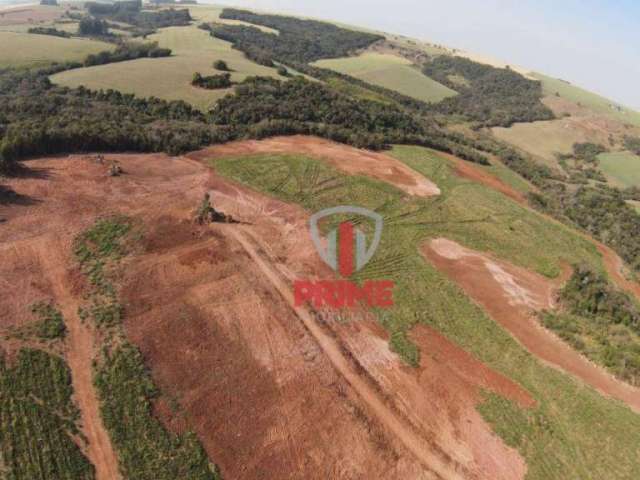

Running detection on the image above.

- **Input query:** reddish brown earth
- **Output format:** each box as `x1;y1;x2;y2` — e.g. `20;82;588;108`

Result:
0;145;531;479
422;238;640;412
188;135;441;197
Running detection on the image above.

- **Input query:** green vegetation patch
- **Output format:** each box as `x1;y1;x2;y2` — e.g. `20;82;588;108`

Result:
211;147;640;479
0;349;94;480
597;151;640;188
74;216;133;327
94;343;220;480
542;264;640;385
313;53;457;104
29;301;67;340
73;218;221;479
0;31;113;68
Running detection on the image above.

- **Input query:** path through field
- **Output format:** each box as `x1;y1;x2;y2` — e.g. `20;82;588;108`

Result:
34;236;122;480
225;225;465;480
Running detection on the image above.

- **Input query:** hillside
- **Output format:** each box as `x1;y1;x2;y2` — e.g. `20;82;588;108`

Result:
2;3;640;480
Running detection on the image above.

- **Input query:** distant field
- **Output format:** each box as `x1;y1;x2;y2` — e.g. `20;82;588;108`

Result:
598;151;640;188
492;119;587;169
51;25;282;111
534;73;640;128
313;52;457;103
0;31;113;68
187;4;278;33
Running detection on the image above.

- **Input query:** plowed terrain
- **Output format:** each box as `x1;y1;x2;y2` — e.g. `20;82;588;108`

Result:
422;238;640;412
0;141;532;479
188;135;441;197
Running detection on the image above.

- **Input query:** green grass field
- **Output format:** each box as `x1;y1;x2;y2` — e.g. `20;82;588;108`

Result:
534;73;640;128
0;31;113;68
210;146;640;479
597;151;640;188
313;52;457;103
51;25;283;111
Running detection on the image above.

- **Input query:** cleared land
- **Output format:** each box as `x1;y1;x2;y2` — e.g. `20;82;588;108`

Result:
51;25;282;111
208;140;640;479
597;151;640;188
313;52;457;103
534;73;640;128
0;31;113;68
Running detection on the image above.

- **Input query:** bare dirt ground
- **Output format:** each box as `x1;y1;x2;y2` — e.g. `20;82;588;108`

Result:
187;135;441;197
0;146;529;479
422;238;640;413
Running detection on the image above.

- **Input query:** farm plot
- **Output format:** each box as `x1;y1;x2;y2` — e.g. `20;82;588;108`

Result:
597;151;640;188
0;31;113;68
313;52;457;103
50;25;282;111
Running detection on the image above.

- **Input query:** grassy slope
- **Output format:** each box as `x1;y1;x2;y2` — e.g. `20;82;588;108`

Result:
597;151;640;188
0;31;113;68
51;24;282;111
313;52;457;103
534;73;640;128
491;120;585;169
211;147;640;479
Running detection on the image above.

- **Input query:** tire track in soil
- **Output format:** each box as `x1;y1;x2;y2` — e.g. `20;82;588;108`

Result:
224;225;468;480
38;237;122;480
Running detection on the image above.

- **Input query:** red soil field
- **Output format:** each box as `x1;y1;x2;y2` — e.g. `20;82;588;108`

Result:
422;238;640;413
0;140;531;479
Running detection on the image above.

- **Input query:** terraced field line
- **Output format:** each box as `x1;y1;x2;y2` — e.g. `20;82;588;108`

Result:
224;225;466;480
39;237;122;480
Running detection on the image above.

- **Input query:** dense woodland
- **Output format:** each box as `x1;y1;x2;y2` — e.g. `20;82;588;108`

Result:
423;56;555;127
86;0;191;34
214;9;383;65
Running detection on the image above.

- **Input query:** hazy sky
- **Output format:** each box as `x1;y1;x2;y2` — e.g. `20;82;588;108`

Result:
214;0;640;110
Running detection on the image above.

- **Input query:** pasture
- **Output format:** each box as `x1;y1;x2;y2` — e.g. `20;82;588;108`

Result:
492;119;587;169
0;31;113;68
598;151;640;188
534;73;640;128
51;25;283;111
313;52;457;103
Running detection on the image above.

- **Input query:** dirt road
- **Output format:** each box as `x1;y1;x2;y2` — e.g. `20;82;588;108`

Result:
226;226;471;480
39;237;122;480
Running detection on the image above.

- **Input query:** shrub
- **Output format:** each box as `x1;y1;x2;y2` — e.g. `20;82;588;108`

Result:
213;60;229;71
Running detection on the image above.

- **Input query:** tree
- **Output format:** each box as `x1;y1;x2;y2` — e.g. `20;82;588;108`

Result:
213;60;229;71
78;17;109;36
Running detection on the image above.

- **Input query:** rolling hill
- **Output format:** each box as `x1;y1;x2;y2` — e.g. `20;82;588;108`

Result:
2;3;640;480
